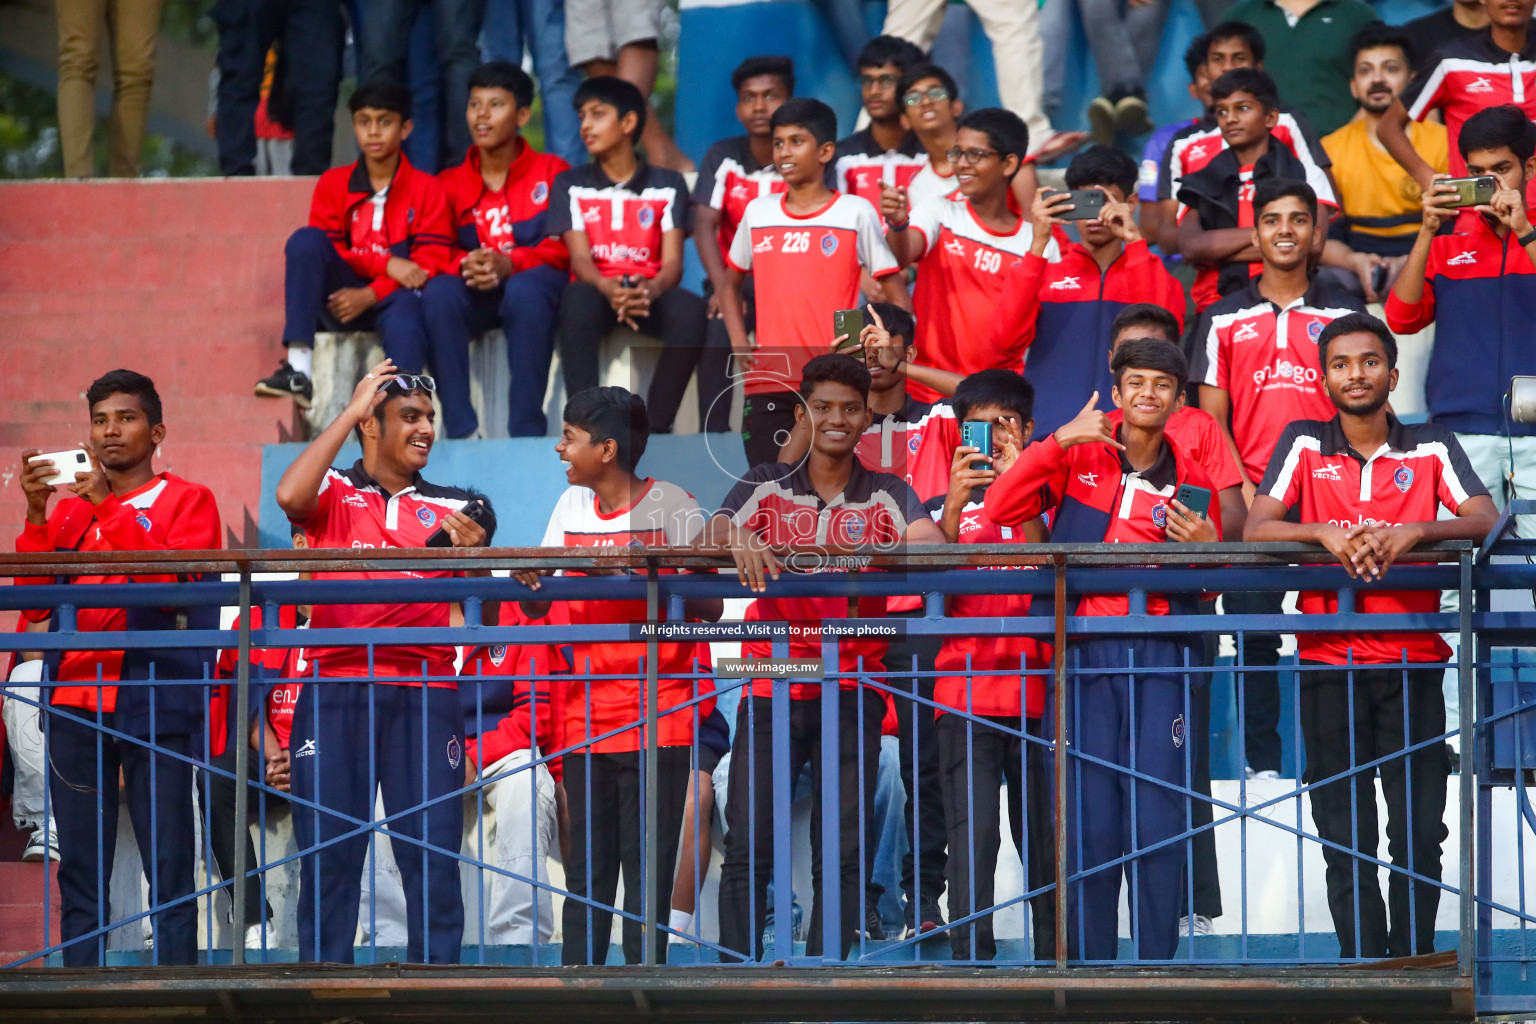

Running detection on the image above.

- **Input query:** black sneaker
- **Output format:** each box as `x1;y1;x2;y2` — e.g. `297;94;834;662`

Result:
254;360;313;409
904;895;946;939
863;903;886;942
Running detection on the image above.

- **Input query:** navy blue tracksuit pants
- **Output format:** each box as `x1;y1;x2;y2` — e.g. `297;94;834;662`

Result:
49;707;197;966
418;265;565;438
1059;638;1193;961
283;227;430;363
289;679;464;964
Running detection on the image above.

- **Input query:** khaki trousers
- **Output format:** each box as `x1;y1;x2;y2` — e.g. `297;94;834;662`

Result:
56;0;165;177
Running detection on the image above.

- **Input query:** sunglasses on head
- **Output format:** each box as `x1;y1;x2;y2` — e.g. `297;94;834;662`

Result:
378;374;437;395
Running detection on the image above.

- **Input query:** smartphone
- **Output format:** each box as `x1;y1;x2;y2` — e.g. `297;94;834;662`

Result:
833;308;864;352
961;420;993;473
619;274;636;289
425;500;493;547
1172;483;1212;521
1441;175;1497;208
28;449;91;487
1042;188;1108;221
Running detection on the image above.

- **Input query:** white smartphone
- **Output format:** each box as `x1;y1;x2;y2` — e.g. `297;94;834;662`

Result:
29;449;92;487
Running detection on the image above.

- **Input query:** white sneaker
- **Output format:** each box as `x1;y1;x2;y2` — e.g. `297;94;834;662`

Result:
1179;914;1215;936
1244;767;1281;781
21;823;59;862
244;919;273;950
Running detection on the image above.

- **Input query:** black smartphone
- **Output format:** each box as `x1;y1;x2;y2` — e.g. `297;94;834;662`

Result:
961;420;993;472
833;308;864;352
1440;175;1497;208
1172;483;1212;521
1042;188;1108;221
425;500;492;547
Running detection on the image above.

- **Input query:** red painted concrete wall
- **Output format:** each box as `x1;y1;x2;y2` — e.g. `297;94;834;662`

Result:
0;178;314;551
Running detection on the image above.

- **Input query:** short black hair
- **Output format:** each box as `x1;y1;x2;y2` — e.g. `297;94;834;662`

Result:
469;61;534;108
1184;33;1210;81
1210;67;1279;111
574;75;647;140
349;77;412;119
1459;103;1536;163
461;489;498;545
1065;144;1138;197
563;386;650;472
732;55;795;96
957;108;1029;179
87;369;162;426
867;301;915;346
1348;22;1416;69
1318;312;1398;370
953;369;1034;424
1110;303;1181;347
1206;21;1266;65
770;97;837;147
1111;338;1189;391
801;353;871;402
897;62;960;106
1253;176;1317;221
857;35;926;72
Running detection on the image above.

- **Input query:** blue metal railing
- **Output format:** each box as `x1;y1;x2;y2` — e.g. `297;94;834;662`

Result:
1;538;1533;1012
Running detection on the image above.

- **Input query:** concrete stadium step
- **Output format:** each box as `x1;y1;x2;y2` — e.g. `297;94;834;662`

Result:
0;861;61;965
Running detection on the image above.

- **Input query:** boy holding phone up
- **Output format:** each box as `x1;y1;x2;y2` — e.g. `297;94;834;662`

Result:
984;341;1222;962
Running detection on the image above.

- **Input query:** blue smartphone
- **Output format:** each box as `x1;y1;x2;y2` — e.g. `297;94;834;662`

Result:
961;420;993;472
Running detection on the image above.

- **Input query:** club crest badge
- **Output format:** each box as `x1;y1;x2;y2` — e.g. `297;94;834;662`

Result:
531;181;549;204
820;233;838;256
637;205;655;229
1172;714;1185;748
447;737;463;770
1394;465;1413;492
1152;503;1168;529
489;644;507;667
417;507;436;527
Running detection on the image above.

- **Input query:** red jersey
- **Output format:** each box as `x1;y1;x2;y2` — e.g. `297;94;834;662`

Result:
933;500;1050;720
855;395;937;613
727;192;900;396
438;142;570;275
308;154;456;300
538;479;714;752
905;196;1056;403
1192;277;1366;481
1402;32;1536;180
831;128;928;230
1158;110;1331;204
986;432;1223;617
15;473;222;710
693;135;786;256
546;159;690;279
460;602;567;779
1108;406;1244;493
211;605;306;756
1258;415;1488;664
717;460;931;698
293;461;478;684
906;402;963;505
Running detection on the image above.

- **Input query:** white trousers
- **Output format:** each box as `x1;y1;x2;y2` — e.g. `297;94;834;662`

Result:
460;748;558;946
3;661;49;830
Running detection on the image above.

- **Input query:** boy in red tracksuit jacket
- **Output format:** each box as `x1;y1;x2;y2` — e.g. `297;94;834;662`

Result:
985;340;1221;964
932;369;1055;962
258;78;455;410
422;62;572;439
992;145;1186;438
16;370;222;967
459;603;569;946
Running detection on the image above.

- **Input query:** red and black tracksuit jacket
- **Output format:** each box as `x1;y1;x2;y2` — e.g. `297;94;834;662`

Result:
308;153;456;299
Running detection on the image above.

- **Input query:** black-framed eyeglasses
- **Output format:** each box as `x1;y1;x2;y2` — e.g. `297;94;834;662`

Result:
860;73;900;88
903;86;950;107
379;374;437;395
945;147;1000;165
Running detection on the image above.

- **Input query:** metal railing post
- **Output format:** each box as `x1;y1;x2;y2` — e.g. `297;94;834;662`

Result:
643;561;660;967
1053;555;1069;968
230;568;252;966
1457;550;1474;978
819;632;840;963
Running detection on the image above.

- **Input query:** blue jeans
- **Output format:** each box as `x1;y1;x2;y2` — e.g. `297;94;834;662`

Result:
282;227;430;368
419;265;566;437
359;0;487;167
480;0;584;165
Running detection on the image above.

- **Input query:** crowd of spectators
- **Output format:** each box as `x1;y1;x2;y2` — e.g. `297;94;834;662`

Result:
19;0;1536;977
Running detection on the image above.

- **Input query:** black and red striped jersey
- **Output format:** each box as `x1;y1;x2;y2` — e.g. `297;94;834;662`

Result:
692;135;786;257
1257;414;1488;665
1192;276;1366;482
717;459;929;698
546;159;691;279
1401;30;1536;180
293;461;477;684
830;127;928;230
856;395;935;477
